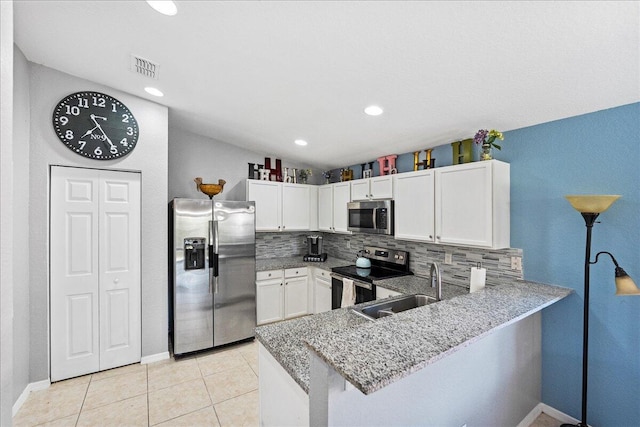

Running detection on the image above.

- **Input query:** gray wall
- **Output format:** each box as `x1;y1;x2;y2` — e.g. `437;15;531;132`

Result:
28;65;169;382
12;45;30;403
168;126;322;202
1;1;15;423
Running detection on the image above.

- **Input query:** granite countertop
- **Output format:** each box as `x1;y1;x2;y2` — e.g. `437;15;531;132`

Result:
256;256;352;272
255;276;572;396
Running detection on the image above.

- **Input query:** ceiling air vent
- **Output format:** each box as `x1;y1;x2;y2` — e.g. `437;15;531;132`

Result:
131;55;159;80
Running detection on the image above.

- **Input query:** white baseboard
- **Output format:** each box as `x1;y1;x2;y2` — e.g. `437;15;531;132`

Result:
140;351;170;364
12;379;51;417
517;402;581;427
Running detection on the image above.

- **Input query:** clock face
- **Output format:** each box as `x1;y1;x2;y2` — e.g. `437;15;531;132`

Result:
52;91;139;160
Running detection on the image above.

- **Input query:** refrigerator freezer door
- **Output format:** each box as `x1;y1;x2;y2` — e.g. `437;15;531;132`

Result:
213;201;257;346
172;199;214;354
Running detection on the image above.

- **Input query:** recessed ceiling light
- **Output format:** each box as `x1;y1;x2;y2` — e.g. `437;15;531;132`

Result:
294;139;308;146
144;87;164;97
364;105;383;116
146;1;178;16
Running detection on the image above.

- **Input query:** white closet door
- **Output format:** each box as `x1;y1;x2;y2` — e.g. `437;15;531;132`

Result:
50;166;141;381
98;170;141;370
50;167;100;381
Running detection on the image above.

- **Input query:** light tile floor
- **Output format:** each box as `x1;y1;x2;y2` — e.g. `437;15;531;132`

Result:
13;339;259;427
13;337;561;426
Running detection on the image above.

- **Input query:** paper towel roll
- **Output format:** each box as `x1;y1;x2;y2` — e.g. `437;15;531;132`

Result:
470;266;486;293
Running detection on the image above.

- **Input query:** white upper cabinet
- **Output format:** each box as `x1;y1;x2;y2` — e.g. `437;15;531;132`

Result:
394;170;435;242
318;182;351;233
394;160;510;249
351;176;393;201
435;160;510;249
282;183;315;231
247;180;317;232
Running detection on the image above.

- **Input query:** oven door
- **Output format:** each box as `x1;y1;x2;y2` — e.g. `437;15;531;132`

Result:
331;276;376;309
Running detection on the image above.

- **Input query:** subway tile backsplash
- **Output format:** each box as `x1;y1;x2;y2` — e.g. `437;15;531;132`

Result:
256;232;523;288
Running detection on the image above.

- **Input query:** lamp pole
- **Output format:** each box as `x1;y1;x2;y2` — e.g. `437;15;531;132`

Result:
575;213;599;427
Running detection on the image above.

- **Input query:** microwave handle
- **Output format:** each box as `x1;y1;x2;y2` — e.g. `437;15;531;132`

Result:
372;208;378;230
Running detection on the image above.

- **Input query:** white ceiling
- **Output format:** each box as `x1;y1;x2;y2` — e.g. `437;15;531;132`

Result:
13;1;640;169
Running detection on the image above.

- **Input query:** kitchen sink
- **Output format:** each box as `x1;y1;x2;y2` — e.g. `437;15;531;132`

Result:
352;294;437;320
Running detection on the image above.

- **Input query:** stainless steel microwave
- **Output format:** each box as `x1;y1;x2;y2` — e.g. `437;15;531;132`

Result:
347;200;394;235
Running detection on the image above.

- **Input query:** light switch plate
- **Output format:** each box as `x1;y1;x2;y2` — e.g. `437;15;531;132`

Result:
444;252;452;264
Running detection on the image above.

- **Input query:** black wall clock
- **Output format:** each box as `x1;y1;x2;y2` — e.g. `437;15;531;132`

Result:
52;91;139;160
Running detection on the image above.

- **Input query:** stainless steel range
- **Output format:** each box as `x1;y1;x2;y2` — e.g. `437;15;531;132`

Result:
331;246;412;309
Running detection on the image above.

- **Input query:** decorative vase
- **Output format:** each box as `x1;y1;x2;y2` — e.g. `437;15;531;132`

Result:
480;144;493;161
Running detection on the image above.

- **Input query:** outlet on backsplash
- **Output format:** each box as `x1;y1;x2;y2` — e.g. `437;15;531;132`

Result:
444;252;452;264
511;256;522;271
346;241;351;249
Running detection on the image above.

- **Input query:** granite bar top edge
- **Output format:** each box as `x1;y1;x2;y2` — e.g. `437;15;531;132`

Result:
304;280;573;395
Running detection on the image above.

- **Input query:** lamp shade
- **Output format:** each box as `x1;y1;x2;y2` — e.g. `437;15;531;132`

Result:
615;267;640;295
565;195;621;213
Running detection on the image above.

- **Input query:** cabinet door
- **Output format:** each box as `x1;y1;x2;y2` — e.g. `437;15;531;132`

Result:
435;162;493;247
350;180;370;201
318;185;333;231
394;170;435;242
314;276;332;313
257;278;284;325
284;276;308;319
282;184;310;231
370;176;393;199
332;182;351;233
247;180;282;231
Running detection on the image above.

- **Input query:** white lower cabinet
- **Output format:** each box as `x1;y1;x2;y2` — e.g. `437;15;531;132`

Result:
313;269;332;313
284;268;309;319
256;270;284;325
257;268;309;325
376;286;402;300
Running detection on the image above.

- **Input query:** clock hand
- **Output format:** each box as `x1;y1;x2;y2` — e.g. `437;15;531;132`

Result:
81;125;99;138
90;114;116;149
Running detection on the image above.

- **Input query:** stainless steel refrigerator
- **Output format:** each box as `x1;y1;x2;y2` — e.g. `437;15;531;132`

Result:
169;198;256;355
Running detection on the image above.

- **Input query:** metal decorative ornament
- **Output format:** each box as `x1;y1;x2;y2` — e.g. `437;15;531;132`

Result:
52;91;139;160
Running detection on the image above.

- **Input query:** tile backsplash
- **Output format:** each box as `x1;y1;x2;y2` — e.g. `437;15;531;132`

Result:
256;232;523;288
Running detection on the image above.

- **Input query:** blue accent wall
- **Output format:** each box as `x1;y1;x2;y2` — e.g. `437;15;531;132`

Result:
499;103;640;426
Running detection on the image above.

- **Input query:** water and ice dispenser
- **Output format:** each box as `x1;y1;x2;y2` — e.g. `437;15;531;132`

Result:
184;238;205;270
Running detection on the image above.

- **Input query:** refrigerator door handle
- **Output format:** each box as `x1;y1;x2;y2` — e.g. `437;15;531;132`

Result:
211;220;220;293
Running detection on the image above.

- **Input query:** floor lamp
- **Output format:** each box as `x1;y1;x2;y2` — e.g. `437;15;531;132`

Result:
563;195;640;427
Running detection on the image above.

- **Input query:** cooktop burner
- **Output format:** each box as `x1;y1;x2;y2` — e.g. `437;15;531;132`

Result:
332;246;412;283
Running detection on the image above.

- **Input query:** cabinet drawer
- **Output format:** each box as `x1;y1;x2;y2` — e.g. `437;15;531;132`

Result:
257;270;284;281
314;269;331;280
284;267;308;278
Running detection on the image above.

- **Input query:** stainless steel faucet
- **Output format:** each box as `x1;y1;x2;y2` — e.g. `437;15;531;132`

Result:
430;262;442;301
